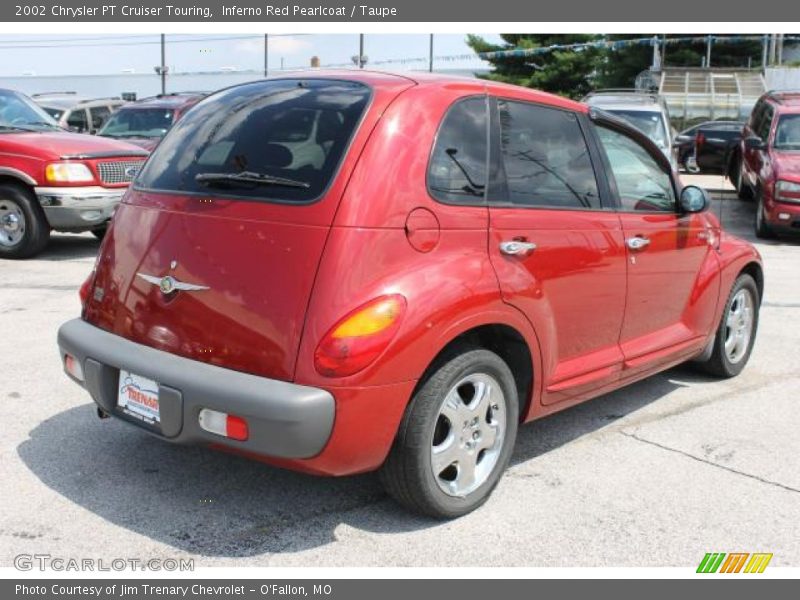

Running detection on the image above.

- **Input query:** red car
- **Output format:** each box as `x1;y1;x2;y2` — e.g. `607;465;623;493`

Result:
58;72;763;518
734;90;800;238
96;92;207;152
0;88;149;258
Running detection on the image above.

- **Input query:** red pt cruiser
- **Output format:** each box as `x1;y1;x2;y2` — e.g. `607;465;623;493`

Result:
58;72;763;518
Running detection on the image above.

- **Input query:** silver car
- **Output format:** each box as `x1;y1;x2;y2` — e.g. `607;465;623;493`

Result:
583;89;678;167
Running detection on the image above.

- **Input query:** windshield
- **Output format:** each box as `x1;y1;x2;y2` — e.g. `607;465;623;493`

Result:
42;106;64;121
774;114;800;150
99;108;175;138
0;90;60;132
607;110;668;149
136;79;371;203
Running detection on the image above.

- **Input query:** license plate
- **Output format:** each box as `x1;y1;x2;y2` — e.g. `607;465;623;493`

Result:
118;370;160;424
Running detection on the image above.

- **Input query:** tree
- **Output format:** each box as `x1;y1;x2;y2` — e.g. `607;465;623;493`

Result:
466;34;601;99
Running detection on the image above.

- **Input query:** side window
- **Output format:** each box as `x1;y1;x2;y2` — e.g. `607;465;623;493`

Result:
596;126;676;212
67;109;88;133
749;101;763;129
428;97;487;204
496;99;600;209
756;105;774;141
90;106;111;130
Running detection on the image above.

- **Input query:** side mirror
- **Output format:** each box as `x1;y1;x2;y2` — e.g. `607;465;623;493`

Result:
679;185;710;213
745;136;766;151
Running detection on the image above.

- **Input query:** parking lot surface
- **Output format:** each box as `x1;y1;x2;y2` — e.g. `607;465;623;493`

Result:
1;188;799;568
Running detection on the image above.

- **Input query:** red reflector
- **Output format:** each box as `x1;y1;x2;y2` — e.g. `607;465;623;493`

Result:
226;414;249;441
64;353;84;382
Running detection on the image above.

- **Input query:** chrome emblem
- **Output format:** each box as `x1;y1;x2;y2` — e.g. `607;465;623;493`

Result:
124;166;140;178
137;273;209;294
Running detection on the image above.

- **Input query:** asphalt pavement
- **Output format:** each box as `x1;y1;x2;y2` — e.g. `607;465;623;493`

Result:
1;191;798;568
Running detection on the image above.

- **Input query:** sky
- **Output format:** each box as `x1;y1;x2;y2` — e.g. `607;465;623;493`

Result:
0;33;505;76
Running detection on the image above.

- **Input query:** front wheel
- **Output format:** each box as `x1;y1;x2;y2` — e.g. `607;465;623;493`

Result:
735;160;753;200
754;192;775;239
696;274;759;378
0;184;50;259
380;348;519;518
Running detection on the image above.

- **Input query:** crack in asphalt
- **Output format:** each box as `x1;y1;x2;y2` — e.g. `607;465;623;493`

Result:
619;431;800;495
761;301;800;308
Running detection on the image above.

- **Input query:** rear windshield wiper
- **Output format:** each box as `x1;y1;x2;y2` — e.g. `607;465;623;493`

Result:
195;171;310;189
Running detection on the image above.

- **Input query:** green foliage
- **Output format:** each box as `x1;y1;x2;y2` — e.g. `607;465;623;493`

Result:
467;34;768;97
466;34;601;99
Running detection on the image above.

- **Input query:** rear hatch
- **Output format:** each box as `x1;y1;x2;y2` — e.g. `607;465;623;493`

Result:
83;76;412;381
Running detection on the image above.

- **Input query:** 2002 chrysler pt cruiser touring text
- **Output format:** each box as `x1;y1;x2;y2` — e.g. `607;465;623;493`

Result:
58;72;763;518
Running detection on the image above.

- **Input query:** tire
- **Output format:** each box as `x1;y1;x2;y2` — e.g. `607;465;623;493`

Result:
91;226;107;240
754;191;775;240
0;183;50;259
380;348;519;519
735;160;753;200
696;274;759;378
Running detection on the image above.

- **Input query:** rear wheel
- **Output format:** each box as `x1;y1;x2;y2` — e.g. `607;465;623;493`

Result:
0;184;49;259
380;348;519;518
696;274;759;378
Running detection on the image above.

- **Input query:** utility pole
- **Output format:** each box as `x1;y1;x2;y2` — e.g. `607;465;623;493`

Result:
264;34;269;77
359;34;365;68
777;33;784;65
160;34;166;94
762;35;768;69
429;34;434;72
705;35;712;69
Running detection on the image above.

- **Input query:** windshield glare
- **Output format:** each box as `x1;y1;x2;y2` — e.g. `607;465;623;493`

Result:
0;90;60;131
608;110;668;149
775;114;800;150
100;108;175;138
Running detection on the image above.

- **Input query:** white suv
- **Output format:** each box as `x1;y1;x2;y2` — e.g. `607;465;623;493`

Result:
33;92;126;134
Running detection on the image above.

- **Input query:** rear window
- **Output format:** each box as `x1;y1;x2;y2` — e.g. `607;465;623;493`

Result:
136;79;371;203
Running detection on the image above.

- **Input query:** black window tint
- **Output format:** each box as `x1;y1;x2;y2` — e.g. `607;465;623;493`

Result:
756;105;774;141
67;109;88;132
596;126;675;212
136;79;370;203
89;106;111;129
428;97;487;204
497;100;599;209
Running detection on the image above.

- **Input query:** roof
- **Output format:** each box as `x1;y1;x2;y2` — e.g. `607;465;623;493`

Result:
125;92;207;109
766;90;800;107
584;90;663;110
34;95;124;109
211;69;586;113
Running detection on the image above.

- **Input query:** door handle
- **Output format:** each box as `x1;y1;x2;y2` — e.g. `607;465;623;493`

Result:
499;240;537;256
626;236;650;251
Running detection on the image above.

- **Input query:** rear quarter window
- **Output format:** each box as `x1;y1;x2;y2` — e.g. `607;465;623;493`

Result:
135;79;371;204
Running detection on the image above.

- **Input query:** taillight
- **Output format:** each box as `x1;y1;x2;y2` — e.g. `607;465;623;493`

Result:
79;270;95;307
314;294;407;377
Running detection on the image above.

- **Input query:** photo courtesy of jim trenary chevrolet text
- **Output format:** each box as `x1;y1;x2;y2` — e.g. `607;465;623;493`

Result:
0;0;798;595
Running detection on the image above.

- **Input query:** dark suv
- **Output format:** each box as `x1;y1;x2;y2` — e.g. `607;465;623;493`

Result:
734;90;800;238
97;92;207;151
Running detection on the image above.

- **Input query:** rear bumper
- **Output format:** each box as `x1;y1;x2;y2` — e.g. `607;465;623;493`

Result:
36;186;125;231
57;319;335;459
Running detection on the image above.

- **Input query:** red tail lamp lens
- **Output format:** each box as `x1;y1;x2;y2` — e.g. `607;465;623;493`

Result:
314;294;407;377
79;271;95;307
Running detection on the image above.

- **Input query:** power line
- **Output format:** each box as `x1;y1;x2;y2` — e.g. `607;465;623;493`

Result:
0;33;311;50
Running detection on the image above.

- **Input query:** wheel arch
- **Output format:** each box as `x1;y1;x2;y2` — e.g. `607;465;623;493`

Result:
0;168;38;188
415;321;538;423
739;261;764;305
